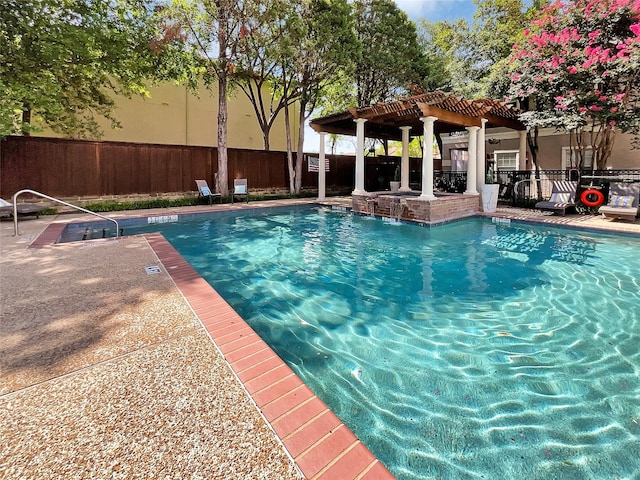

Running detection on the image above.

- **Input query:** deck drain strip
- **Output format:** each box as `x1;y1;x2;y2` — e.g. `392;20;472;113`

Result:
145;265;162;275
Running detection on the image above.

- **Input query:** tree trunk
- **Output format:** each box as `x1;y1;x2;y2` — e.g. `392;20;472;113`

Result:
527;127;543;201
218;73;229;197
22;109;31;136
216;1;229;197
435;134;443;161
294;100;307;194
592;122;616;170
284;99;295;193
570;129;589;171
262;125;271;151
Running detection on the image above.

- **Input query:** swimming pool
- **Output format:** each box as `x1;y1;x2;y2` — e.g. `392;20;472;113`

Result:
81;207;640;479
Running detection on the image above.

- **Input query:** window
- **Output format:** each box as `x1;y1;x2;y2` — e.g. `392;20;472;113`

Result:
562;147;593;170
493;150;519;171
450;149;468;172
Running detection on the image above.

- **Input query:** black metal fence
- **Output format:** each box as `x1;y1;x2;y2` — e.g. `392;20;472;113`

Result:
430;169;640;207
496;169;640;185
495;169;640;207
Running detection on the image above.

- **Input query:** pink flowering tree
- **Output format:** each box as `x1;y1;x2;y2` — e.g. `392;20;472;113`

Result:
507;0;640;169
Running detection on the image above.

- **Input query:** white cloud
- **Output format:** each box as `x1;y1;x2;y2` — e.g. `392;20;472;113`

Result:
394;0;475;22
394;0;427;17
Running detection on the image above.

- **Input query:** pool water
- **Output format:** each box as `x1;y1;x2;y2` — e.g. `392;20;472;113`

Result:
134;208;639;479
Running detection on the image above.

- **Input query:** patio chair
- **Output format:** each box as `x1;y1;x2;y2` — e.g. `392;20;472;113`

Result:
0;198;48;218
598;182;640;221
195;179;221;204
231;178;249;204
534;180;578;216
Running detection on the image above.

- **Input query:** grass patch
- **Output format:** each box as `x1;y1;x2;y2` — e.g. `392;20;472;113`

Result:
83;197;197;212
81;191;321;213
37;208;58;216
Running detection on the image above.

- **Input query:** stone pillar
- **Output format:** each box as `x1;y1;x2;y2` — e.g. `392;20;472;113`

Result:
464;126;479;195
419;116;437;200
519;130;527;170
318;131;326;200
399;126;412;192
353;118;367;194
477;118;488;191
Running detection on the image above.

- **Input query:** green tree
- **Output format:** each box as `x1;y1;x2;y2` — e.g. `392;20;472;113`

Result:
170;0;263;196
507;0;640;169
286;0;357;193
419;0;543;98
232;0;298;151
353;0;434;106
0;0;184;138
418;18;472;96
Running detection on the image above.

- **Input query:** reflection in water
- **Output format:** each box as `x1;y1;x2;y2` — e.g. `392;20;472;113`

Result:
482;228;596;265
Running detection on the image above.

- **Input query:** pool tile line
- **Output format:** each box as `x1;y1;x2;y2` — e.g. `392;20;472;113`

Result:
269;395;326;436
145;233;394;480
262;384;317;423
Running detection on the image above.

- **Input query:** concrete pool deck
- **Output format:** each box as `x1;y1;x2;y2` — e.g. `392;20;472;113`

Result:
2;198;639;479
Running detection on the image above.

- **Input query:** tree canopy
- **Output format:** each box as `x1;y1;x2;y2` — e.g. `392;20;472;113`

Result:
507;0;640;168
231;0;298;151
352;0;436;106
0;0;185;138
287;0;358;192
419;0;544;98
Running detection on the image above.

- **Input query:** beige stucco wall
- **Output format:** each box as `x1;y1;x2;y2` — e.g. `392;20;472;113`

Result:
41;82;298;150
442;127;639;170
534;130;638;169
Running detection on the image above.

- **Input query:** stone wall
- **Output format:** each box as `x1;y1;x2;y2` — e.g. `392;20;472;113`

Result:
353;192;481;225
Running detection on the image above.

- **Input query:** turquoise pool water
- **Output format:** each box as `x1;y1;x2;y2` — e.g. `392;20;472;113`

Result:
123;208;639;479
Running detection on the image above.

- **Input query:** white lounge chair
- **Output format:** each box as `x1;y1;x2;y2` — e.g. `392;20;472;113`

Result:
231;178;249;204
0;198;48;218
598;182;640;221
535;180;578;216
195;179;221;204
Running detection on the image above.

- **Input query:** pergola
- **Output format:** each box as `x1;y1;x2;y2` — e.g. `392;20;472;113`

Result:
310;91;526;200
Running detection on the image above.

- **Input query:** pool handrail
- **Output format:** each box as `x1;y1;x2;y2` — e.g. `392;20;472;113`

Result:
12;189;119;238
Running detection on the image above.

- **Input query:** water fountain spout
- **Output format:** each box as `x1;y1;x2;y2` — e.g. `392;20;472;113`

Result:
390;198;404;223
366;197;378;217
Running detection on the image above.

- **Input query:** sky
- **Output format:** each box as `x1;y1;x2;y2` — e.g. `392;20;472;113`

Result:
394;0;477;23
304;0;479;153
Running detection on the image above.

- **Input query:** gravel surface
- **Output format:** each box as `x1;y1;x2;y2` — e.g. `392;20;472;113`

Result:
0;215;301;480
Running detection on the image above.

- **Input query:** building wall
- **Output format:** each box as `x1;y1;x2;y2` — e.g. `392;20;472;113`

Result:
535;130;638;169
441;127;638;170
41;82;298;151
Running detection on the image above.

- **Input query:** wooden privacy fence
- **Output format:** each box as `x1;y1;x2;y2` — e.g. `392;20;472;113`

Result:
0;136;356;199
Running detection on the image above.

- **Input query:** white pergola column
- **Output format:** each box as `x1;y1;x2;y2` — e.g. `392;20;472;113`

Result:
419;116;437;200
399;126;412;192
318;131;326;200
519;130;527;170
464;126;479;195
477;118;488;191
353;118;367;194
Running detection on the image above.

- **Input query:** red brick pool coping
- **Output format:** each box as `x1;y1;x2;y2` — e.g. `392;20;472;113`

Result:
145;233;394;480
27;202;638;479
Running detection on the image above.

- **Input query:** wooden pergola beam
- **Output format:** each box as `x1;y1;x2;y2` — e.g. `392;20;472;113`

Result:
484;112;526;131
309;123;354;135
309;121;403;141
416;102;482;128
310;92;526;138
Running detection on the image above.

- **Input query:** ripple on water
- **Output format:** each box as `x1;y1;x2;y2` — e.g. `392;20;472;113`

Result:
151;210;640;480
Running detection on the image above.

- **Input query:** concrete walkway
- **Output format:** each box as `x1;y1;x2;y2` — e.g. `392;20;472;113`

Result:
1;199;638;479
0;205;304;480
